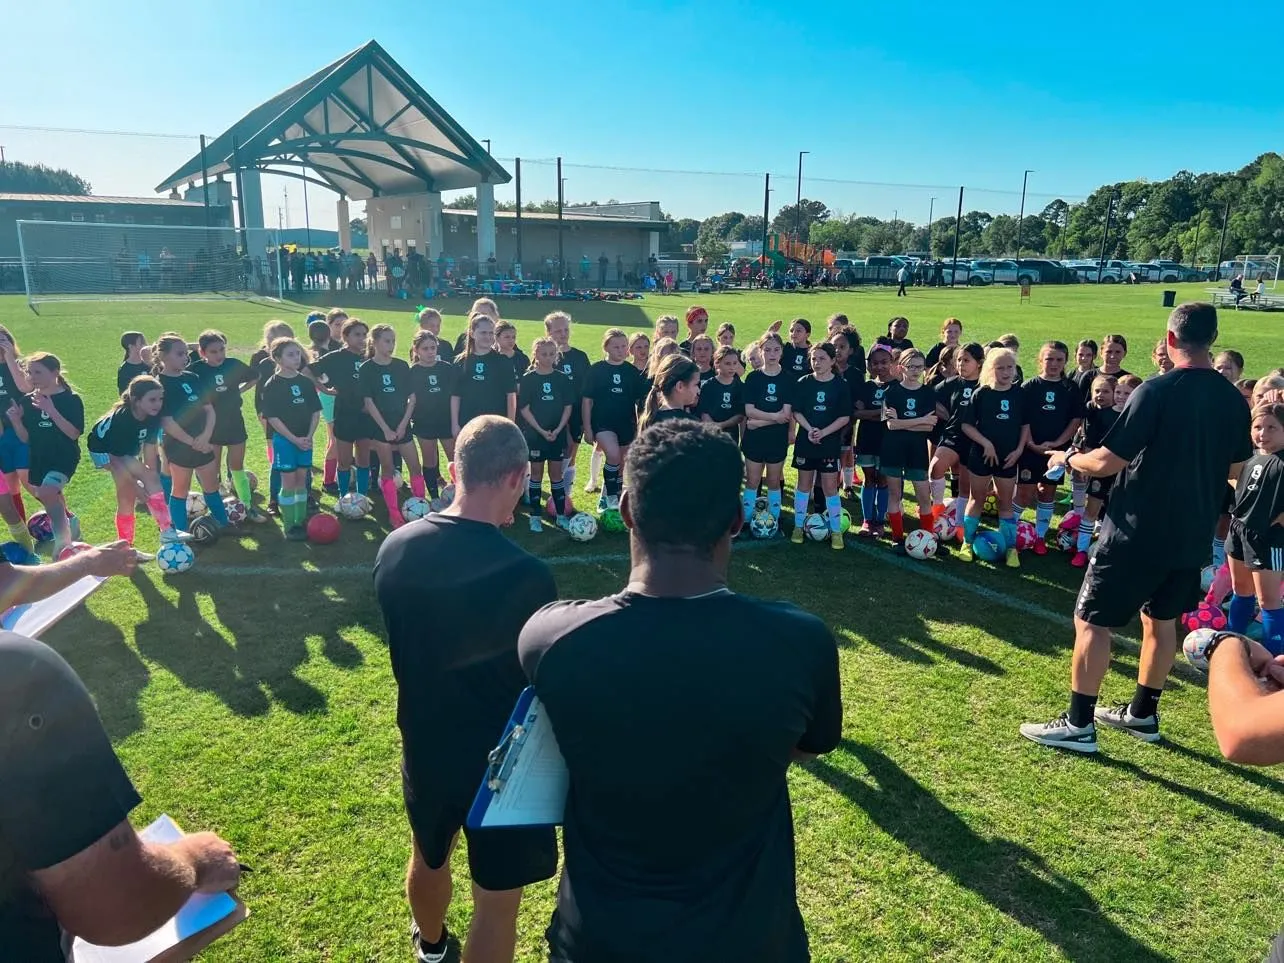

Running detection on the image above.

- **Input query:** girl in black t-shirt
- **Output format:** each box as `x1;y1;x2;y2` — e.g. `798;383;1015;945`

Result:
306;318;340;497
853;346;894;537
88;374;187;547
790;343;851;550
188;330;262;522
308;318;372;500
742;334;792;527
118;331;151;394
450;313;518;435
251;320;295;510
1226;403;1284;652
154;333;229;533
1069;374;1120;568
1151;337;1175;376
924;317;963;371
929;342;983;522
874;315;913;355
1016;341;1083;550
960;347;1028;567
638;354;700;431
779;318;812;384
408;331;455;500
880;349;939;549
414;307;455;364
584;329;645;510
6;353;84;556
261;339;322;540
360;324;422;528
495;319;531;385
696;346;745;441
520;337;574;531
689;335;716;388
832;328;864;499
0;326;33;523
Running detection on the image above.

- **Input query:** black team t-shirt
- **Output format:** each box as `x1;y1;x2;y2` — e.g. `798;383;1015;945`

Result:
879;382;936;470
781;344;811;383
695;375;744;436
451;352;517;428
854;379;892;456
307;349;365;421
743;369;791;448
496;348;530;384
1099;367;1252;567
935;376;978;442
373;517;557;803
518;591;841;963
357;358;413;433
21;392;84;473
792;374;851;459
259;373;322;439
0;633;142;962
1079;404;1119;449
87;406;157;457
1231;452;1284;542
158;372;208;438
187;358;255;423
962;385;1027;461
518;369;574;437
408;362;455;438
557;347;592;430
585;361;644;434
117;361;150;395
1020;376;1084;446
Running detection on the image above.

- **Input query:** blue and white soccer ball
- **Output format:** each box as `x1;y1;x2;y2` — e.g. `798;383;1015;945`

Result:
337;493;373;519
402;496;431;520
566;512;598;542
156;542;195;574
749;510;778;539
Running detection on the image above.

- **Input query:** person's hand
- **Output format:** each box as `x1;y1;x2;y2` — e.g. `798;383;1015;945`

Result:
1246;641;1284;685
5;401;20;425
767;320;783;334
807;427;822;444
295;435;312;452
1046;449;1069;470
544;429;557;443
191;438;212;454
180;832;242;893
583;431;594;446
383;427;398;442
1027;442;1046;455
923;413;938;428
81;540;140;578
882;407;897;422
32;392;54;416
1002;448;1022;469
981;441;998;466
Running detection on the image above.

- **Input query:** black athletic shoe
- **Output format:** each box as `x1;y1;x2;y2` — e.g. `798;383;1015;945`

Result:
322;482;340;497
412;923;451;963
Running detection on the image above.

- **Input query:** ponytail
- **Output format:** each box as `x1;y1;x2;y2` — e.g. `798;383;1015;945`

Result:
639;354;699;431
151;333;187;375
366;323;395;359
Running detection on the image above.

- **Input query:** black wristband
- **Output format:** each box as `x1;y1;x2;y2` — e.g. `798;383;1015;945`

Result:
1205;631;1250;665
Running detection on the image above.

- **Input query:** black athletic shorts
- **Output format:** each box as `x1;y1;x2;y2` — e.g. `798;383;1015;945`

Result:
412;418;452;442
162;438;215;470
333;410;371;445
567;410;584;445
589;418;636;448
936;433;971;463
524;428;567;463
741;425;788;465
28;453;78;487
401;763;557;892
1227;519;1284;572
1075;540;1201;627
211;414;248;447
966;448;1018;480
1087;474;1115;500
793;452;839;474
1018;449;1053;485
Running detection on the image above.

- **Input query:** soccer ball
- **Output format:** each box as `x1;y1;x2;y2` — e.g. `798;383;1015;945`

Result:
749;510;778;539
1015;520;1038;551
566;512;598;542
803;513;830;542
56;541;93;562
156;542;196;574
188;516;221;546
27;511;54;543
1183;627;1241;672
600;509;626;533
439;483;456;509
1055;529;1075;552
337;493;372;519
306;513;341;544
905;529;938;560
0;541;39;565
219;478;235;498
942;496;964;527
754;495;769;514
982;492;998;517
225;499;247;524
972;530;1005;563
1182;601;1227;634
187;491;207;518
933;514;957;544
402;496;431;520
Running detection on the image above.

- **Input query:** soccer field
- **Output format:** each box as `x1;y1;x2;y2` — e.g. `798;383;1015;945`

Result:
3;282;1282;961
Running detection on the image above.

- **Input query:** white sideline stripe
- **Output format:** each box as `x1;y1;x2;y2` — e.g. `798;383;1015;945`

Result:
194;536;1090;637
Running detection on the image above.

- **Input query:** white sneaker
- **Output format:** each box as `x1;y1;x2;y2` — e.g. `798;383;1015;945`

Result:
132;549;156;562
161;527;194;544
605;494;620;511
529;516;543;533
1094;703;1161;742
1019;713;1098;753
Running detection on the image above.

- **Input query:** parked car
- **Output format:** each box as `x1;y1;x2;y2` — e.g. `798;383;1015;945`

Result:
970;259;1032;285
1153;260;1205;282
942;262;991;285
1069;263;1122;283
1016;258;1075;284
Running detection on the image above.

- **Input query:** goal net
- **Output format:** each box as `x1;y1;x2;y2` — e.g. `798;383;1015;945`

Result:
1229;254;1280;290
16;220;283;305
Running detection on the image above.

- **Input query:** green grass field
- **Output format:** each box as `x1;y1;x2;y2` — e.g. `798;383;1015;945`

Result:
3;283;1283;962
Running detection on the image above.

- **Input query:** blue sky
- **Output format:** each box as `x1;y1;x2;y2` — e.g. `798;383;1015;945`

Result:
5;0;1281;231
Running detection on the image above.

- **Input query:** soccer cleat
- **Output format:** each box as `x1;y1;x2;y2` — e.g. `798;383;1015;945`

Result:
267;499;280;516
958;541;974;562
1019;713;1098;753
605;494;620;511
1032;540;1047;557
160;527;194;544
412;923;451;963
596;494;609;513
791;528;805;544
1005;547;1021;569
1094;703;1161;743
307;495;322;515
132;549;156;562
872;522;886;539
322;482;340;496
856;520;875;538
892;539;908;557
555;515;573;533
285;524;309;542
1070;550;1088;568
529;516;543;533
245;507;269;524
831;532;844;551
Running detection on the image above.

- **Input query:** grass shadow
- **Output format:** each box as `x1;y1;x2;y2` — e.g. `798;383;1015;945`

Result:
807;739;1168;962
1158;738;1284;796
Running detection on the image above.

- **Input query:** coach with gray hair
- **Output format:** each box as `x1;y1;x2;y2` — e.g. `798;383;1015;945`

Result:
374;415;558;963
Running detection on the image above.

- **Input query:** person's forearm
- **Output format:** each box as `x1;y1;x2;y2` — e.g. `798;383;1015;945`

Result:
1069;446;1120;478
1208;641;1284;765
0;553;107;608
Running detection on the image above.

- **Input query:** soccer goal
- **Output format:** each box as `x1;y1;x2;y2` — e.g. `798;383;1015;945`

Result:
1229;254;1281;290
16;220;284;308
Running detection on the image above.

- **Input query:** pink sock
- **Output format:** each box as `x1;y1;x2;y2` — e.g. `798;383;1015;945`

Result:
146;491;173;529
116;513;136;544
324;457;337;485
380;477;404;526
410;474;426;499
11;492;25;523
266;441;274;463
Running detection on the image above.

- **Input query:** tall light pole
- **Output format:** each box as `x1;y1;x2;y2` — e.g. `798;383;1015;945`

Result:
794;151;809;255
1016;169;1033;259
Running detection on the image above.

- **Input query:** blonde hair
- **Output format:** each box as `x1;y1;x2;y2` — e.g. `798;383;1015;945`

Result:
627;331;651;356
601;327;628;353
470;297;500;320
647;336;680;374
365;323;396;358
543;310;572;333
1251;373;1284;406
260;320;294;350
979;347;1018;388
529;336;557;372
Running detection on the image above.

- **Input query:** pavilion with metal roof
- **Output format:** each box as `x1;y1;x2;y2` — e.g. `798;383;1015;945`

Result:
156;40;507;259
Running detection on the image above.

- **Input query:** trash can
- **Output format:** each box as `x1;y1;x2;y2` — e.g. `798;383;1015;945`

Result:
1162;289;1177;308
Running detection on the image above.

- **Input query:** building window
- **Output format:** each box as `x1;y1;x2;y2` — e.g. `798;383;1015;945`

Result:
94;214;106;223
70;213;85;222
153;216;165;225
123;215;135;224
449;223;458;233
29;212;43;220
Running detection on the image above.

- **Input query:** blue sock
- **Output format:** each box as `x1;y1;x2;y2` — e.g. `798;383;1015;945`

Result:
1262;608;1284;657
825;494;842;533
355;466;371;495
1077;518;1094;553
204;490;228;526
270;467;283;503
1035;500;1055;538
767;488;781;520
860;484;875;523
1229;594;1258;634
1211;537;1226;569
963;514;980;544
169;495;187;533
742;489;755;522
160;472;172;499
999;513;1017;551
875;486;889;522
337;469;352;497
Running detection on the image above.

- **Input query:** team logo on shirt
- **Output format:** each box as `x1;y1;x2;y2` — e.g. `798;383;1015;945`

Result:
1043;389;1057;411
874;388;886;403
1248;463;1264;492
815;390;827;413
137;428;148;441
998;398;1010;420
215;373;226;392
541;381;555;401
428;375;438;387
611;372;622;394
562;364;572;376
381;373;395;393
767;382;776;397
721;391;731;407
473;361;485;382
905;398;917;414
291;384;304;404
962;387;973;402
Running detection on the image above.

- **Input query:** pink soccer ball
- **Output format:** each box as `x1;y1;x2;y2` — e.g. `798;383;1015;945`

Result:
1016;520;1038;551
1181;601;1228;634
932;514;957;543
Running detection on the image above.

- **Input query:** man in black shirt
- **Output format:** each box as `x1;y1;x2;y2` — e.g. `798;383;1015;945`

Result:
373;415;558;963
519;421;842;962
1021;303;1253;753
1;631;240;961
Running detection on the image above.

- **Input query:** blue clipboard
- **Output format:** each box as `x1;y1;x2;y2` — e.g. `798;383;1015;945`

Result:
466;686;568;829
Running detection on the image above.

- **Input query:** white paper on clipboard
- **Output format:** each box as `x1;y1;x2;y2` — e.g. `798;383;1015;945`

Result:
0;574;104;638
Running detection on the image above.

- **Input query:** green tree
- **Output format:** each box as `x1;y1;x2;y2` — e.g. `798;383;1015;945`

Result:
770;199;830;238
730;215;765;242
445;194;477;210
695;219;730;262
0;160;91;195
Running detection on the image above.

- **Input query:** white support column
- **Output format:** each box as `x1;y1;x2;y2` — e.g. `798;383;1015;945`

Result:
336;197;351;251
476;183;496;276
426;192;444;260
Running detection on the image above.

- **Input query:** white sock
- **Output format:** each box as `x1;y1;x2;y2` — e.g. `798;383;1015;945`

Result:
841;465;855;488
564;463;577;490
589;447;604;486
1071;479;1087;512
929;478;946;506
